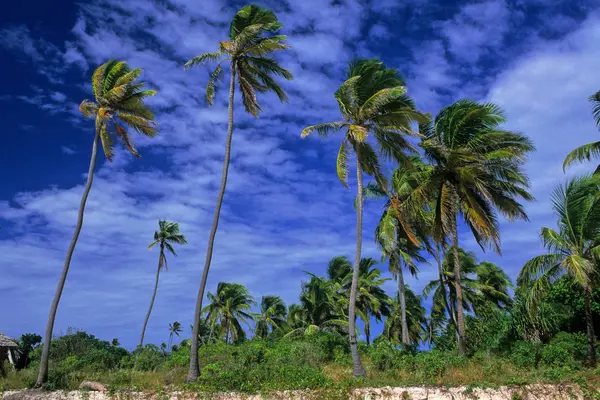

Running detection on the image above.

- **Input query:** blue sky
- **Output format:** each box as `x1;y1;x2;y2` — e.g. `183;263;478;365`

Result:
1;0;600;349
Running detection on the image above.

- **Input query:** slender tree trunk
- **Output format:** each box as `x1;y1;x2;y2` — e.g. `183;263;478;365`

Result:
365;318;371;346
349;149;366;378
35;133;100;387
187;67;237;382
397;263;410;346
451;217;466;356
584;284;597;367
140;246;163;347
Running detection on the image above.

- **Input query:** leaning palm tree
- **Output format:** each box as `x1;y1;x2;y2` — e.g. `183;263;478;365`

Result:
35;60;157;387
564;90;600;172
168;321;183;349
384;287;427;345
302;58;425;377
203;282;255;344
410;100;534;355
140;220;187;347
253;295;287;339
184;4;292;382
518;175;600;366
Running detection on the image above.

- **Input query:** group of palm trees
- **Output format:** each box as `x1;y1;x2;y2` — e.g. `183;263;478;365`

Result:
31;2;600;388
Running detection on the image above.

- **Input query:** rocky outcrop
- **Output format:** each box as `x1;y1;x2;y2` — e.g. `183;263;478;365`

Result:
0;385;587;399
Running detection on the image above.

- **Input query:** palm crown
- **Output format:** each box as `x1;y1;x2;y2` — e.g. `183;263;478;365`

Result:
302;59;425;188
253;295;287;338
203;282;255;343
184;4;292;116
79;60;157;161
148;220;187;270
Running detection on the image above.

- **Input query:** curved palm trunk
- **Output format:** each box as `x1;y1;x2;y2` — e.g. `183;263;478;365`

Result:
35;133;100;387
140;245;164;347
349;150;366;378
584;284;597;367
187;67;236;382
451;217;466;355
397;263;409;346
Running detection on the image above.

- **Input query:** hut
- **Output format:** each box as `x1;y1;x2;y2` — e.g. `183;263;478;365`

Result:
0;331;18;376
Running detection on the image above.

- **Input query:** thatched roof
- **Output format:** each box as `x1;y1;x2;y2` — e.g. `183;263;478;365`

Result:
0;331;17;347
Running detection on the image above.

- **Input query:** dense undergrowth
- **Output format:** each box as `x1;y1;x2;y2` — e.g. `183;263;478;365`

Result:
2;331;600;395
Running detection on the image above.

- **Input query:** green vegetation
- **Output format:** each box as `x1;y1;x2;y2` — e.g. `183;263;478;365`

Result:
5;1;600;396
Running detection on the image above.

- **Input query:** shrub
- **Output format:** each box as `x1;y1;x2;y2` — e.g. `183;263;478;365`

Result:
132;345;165;371
541;332;587;368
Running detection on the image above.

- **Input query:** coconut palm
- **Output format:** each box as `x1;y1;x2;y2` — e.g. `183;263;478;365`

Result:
140;220;187;347
253;295;287;339
366;157;432;345
564;90;600;173
35;60;157;387
384;287;427;345
518;175;600;366
184;5;292;381
410;100;534;355
168;321;183;349
203;282;255;344
301;58;425;376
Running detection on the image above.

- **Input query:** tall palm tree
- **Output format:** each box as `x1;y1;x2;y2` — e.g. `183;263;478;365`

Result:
564;90;600;172
384;287;427;345
203;282;255;344
140;220;187;347
168;321;183;349
411;100;534;355
518;175;600;366
35;60;157;387
253;295;287;339
366;157;432;345
302;59;425;377
184;5;292;382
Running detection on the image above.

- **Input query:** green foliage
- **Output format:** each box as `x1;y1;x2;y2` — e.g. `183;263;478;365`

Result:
541;332;588;369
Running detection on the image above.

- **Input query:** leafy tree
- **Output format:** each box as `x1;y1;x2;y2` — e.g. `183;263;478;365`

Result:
36;60;158;387
203;282;255;344
253;296;287;339
168;322;183;349
184;5;292;382
519;174;600;366
564;90;600;173
15;333;42;370
301;59;425;376
384;287;427;345
412;100;533;354
140;220;187;347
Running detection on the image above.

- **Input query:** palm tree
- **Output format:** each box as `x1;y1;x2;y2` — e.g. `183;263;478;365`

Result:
411;100;534;355
140;220;187;347
366;157;432;345
35;60;157;387
349;258;391;345
384;287;427;345
301;59;425;377
168;321;183;349
253;295;287;339
564;90;600;172
184;5;292;382
518;175;600;366
203;282;255;344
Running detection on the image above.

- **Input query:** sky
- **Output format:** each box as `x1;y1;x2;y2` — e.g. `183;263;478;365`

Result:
1;0;600;349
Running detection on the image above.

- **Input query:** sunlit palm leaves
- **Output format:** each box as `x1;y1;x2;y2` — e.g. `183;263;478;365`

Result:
564;90;600;172
184;4;292;115
384;287;427;345
79;60;157;162
148;220;188;270
253;295;287;339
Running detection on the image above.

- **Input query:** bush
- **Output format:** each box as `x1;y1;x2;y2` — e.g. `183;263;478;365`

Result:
132;345;165;371
509;341;541;369
541;332;587;368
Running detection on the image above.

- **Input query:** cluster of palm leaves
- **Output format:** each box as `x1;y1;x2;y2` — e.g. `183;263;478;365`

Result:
33;0;600;386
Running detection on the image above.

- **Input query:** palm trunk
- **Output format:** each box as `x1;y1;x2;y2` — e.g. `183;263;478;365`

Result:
187;66;236;382
584;284;597;367
397;262;410;346
365;317;371;346
140;245;163;347
451;217;466;355
35;133;99;387
349;149;366;378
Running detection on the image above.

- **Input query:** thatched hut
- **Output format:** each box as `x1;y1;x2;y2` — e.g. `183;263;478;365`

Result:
0;331;18;376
